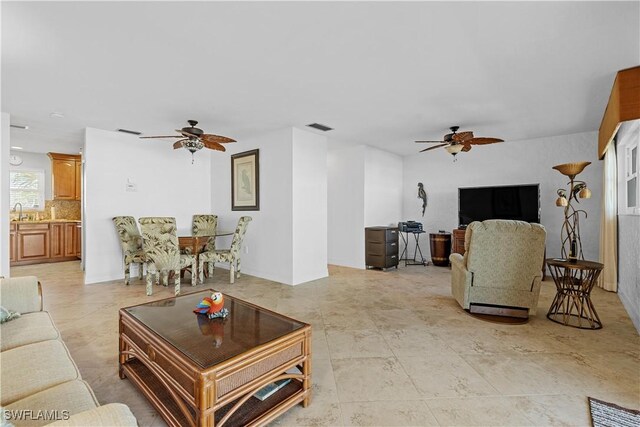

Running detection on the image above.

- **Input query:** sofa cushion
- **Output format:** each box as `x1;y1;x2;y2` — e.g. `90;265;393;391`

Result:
47;403;137;427
0;277;41;315
0;340;81;405
5;380;99;427
1;312;60;351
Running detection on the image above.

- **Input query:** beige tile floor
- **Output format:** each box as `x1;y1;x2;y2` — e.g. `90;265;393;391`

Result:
10;261;640;426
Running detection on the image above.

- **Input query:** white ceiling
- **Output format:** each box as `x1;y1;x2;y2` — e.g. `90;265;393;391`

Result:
2;1;639;156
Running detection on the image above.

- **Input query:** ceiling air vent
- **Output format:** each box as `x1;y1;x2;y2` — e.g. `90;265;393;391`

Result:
117;128;142;135
306;123;333;132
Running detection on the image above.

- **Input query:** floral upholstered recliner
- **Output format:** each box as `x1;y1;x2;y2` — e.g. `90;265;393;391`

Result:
449;219;546;316
112;216;147;286
199;216;252;284
138;217;197;296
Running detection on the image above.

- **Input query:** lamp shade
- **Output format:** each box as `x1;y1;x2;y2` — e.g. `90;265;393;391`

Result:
552;162;591;178
579;186;592;199
556;196;568;207
445;144;464;155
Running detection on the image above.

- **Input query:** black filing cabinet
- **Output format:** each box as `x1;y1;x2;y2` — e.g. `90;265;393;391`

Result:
365;226;399;269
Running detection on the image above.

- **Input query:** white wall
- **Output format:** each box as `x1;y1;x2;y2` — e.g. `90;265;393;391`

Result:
327;145;365;269
84;127;212;284
9;150;52;200
616;120;640;331
327;145;403;269
364;147;403;227
0;112;10;277
211;127;328;286
292;128;328;284
402;131;602;261
211;128;295;285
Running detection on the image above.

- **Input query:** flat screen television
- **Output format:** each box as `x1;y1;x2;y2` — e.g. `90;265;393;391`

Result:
458;184;540;227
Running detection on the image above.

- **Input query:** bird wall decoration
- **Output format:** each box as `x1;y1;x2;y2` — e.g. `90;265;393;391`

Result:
418;183;427;217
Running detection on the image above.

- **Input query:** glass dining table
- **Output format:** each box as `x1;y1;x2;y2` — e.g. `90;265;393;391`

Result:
178;231;234;256
177;231;234;280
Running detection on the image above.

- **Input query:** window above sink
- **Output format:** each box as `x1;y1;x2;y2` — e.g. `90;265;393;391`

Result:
10;169;45;211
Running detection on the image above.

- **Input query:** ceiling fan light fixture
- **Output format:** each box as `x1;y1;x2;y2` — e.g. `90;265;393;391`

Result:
182;138;204;164
183;138;204;152
416;126;503;158
140;120;235;164
445;144;464;155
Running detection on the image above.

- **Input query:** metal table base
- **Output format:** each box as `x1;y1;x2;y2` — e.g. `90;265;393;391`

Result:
399;230;428;266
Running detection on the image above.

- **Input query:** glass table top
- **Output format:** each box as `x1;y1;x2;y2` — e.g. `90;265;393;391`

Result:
123;290;307;368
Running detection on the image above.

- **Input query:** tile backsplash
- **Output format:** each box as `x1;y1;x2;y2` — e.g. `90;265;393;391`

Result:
43;200;81;220
10;200;81;221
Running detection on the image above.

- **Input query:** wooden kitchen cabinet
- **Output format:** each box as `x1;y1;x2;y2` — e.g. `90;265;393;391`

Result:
11;221;81;266
74;161;82;200
50;222;65;258
65;222;77;257
17;223;50;262
75;223;82;257
48;153;82;201
9;223;16;263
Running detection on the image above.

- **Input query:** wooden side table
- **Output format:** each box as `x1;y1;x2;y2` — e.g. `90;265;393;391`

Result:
429;232;451;266
546;259;604;329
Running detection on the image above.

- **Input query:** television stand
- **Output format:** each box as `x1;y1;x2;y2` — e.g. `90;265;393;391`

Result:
452;229;466;256
452;228;546;280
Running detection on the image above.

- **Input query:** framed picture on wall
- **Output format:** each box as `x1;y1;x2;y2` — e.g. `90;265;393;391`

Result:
231;149;260;211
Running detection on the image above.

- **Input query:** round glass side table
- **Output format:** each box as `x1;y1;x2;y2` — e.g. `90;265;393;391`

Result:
546;259;604;329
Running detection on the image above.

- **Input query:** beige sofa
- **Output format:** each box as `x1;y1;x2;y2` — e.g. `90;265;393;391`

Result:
0;276;137;426
449;220;546;315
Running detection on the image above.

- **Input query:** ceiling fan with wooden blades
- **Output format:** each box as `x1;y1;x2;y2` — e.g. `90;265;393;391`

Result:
415;126;504;160
140;120;236;163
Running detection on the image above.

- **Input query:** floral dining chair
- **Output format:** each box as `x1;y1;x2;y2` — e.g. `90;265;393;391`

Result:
198;216;252;284
138;217;197;296
192;214;218;252
112;216;147;285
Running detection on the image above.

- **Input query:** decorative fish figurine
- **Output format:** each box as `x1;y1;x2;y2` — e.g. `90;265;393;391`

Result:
194;292;229;319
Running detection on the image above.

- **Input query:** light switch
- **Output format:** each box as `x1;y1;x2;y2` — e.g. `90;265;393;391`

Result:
126;178;137;192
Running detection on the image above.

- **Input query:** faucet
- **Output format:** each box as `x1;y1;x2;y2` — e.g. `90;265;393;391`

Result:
12;203;23;221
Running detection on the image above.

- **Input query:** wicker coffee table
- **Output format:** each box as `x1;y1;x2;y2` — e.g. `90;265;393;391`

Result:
119;290;311;426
